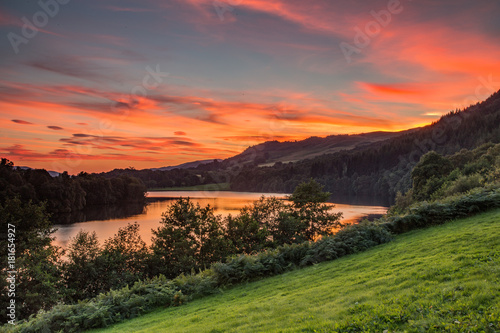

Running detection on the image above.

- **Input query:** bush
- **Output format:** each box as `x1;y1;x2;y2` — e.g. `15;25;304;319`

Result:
213;222;392;286
13;274;216;333
433;173;483;199
382;187;500;234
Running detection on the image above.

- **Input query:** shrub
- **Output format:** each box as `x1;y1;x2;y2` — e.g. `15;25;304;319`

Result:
212;222;392;286
433;173;483;199
13;276;189;332
382;187;500;234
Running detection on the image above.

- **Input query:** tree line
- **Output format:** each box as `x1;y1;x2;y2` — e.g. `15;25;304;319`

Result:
0;159;147;216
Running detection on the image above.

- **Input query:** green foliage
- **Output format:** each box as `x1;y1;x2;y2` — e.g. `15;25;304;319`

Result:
212;223;392;286
288;179;343;241
288;178;330;207
13;276;191;332
411;151;454;200
102;222;149;285
150;198;230;279
0;198;63;321
240;196;294;246
389;143;500;211
0;158;147;216
150;183;342;278
63;224;150;303
389;189;414;214
432;173;483;199
225;212;269;254
383;186;500;234
63;231;106;302
224;181;342;251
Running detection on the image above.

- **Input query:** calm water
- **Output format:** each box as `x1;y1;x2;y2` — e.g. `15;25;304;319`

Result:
52;191;388;248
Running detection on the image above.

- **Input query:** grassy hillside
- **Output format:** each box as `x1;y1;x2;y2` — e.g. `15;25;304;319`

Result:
93;209;500;333
231;131;407;167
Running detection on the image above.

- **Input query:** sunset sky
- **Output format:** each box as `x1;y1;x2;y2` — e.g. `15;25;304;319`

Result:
1;0;500;173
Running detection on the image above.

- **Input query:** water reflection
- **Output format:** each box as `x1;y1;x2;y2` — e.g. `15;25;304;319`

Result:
52;191;387;249
52;203;147;225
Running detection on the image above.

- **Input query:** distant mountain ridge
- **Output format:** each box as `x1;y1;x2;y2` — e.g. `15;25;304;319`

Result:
227;130;418;167
149;159;222;171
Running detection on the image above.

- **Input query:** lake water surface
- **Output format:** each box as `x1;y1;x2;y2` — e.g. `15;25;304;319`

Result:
53;191;388;248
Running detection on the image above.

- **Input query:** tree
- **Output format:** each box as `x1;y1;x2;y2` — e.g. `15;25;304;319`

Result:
63;224;150;302
101;222;149;288
0;198;63;320
225;211;269;254
288;178;330;207
242;196;305;246
411;151;454;200
151;198;229;278
288;179;343;240
63;230;104;302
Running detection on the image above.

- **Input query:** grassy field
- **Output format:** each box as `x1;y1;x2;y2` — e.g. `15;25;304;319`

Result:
93;209;500;333
148;183;231;192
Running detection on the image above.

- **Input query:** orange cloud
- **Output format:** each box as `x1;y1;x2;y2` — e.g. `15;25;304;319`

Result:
358;83;425;96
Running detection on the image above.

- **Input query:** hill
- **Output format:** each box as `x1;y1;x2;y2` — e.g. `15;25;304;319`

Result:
93;209;500;332
228;90;500;199
228;131;412;167
150;159;222;172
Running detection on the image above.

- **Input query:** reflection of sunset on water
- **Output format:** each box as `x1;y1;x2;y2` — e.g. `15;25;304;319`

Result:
53;191;387;249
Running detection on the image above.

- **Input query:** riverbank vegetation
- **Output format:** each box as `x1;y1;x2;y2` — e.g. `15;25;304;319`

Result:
8;189;500;332
1;179;342;322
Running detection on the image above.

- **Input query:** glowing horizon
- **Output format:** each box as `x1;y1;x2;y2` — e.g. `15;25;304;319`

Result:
1;0;500;173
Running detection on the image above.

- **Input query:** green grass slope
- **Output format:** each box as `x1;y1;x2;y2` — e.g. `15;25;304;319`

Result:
93;210;500;333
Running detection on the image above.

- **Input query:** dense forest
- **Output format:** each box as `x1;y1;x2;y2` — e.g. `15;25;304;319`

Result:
0;160;146;216
99;90;500;204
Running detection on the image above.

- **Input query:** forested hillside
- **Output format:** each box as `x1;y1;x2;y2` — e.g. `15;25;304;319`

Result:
228;90;500;201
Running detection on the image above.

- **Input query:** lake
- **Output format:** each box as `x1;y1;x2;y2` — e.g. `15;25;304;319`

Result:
52;191;388;249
